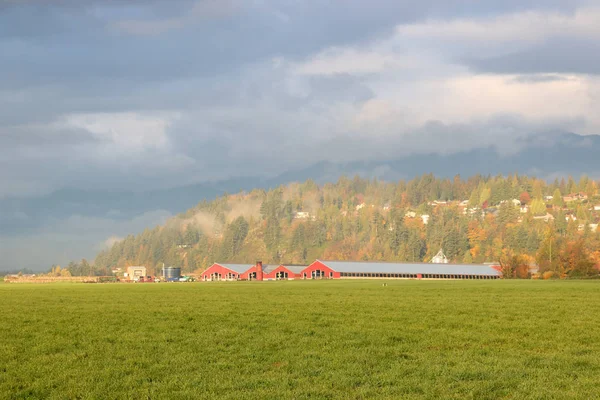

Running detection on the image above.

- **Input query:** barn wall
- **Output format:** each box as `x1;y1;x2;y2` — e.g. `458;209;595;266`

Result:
300;261;340;279
201;264;242;281
264;265;298;280
240;264;264;281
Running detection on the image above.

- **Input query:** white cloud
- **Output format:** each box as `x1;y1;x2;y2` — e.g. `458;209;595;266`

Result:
418;74;591;125
64;112;178;152
283;5;600;138
293;47;419;76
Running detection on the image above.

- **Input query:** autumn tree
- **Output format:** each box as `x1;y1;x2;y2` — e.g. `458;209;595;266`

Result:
552;189;564;208
585;180;597;198
557;239;596;278
519;192;531;205
530;198;546;216
499;251;529;279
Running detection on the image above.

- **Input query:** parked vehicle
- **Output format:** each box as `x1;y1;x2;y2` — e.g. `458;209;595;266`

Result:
135;276;157;283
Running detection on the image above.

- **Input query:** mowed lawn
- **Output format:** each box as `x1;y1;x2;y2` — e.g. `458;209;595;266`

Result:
1;281;600;399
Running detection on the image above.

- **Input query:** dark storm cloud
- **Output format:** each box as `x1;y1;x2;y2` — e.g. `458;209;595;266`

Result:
0;1;595;189
0;209;172;271
0;125;101;148
0;0;585;87
468;39;600;75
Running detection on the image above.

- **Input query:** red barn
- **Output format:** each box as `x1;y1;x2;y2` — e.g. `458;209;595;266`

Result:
201;263;251;281
299;260;341;279
299;260;501;280
263;264;306;280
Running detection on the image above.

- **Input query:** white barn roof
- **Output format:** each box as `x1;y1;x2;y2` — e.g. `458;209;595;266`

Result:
217;263;253;273
318;260;501;276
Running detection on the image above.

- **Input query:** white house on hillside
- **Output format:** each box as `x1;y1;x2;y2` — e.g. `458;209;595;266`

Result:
431;249;449;264
294;211;311;219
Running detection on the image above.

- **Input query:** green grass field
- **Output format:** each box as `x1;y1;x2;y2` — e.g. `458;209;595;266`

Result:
2;280;600;399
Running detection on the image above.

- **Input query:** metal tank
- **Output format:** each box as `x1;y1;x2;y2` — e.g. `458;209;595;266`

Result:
162;266;181;282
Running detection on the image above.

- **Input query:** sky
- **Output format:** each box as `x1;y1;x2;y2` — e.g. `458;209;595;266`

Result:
2;0;600;270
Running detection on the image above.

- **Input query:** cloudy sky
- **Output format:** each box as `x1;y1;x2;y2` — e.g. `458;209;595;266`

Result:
2;0;600;270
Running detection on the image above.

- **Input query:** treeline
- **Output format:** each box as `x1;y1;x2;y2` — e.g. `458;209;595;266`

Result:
94;174;600;278
47;259;113;277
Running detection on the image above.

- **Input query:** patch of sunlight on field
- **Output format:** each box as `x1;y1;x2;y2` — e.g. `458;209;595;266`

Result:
1;280;600;399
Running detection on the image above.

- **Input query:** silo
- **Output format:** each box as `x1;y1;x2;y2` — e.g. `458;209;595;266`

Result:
162;266;181;282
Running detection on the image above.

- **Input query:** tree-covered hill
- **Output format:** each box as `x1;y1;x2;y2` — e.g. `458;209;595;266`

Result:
94;174;600;279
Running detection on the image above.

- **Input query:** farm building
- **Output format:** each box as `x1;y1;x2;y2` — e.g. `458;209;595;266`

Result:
201;263;251;281
240;261;267;281
240;262;306;281
264;264;306;280
125;266;147;280
202;262;308;281
300;260;502;280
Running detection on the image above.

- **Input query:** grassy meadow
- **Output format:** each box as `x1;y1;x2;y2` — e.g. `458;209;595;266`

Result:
1;280;600;399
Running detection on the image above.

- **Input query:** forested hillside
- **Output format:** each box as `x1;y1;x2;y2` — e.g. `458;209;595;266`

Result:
94;174;600;278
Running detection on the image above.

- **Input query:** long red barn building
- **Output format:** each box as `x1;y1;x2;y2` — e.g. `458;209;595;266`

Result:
201;260;502;281
302;260;501;280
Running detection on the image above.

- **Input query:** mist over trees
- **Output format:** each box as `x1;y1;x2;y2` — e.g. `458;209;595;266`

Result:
93;174;600;279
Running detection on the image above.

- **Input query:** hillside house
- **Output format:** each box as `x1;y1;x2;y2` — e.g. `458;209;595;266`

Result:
563;193;588;202
500;199;521;207
294;211;311;219
578;223;598;232
429;200;448;206
431;249;448;264
533;213;555;223
464;207;484;217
